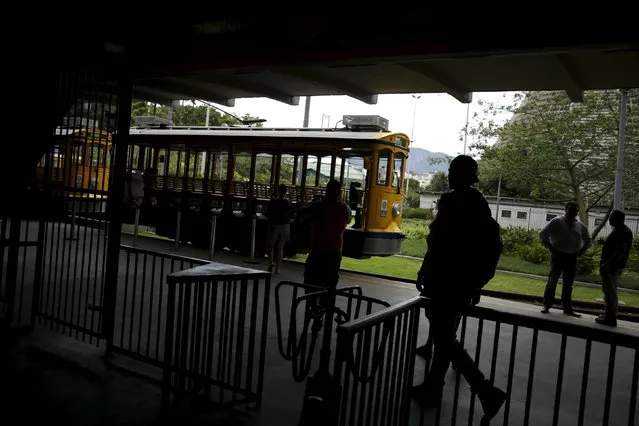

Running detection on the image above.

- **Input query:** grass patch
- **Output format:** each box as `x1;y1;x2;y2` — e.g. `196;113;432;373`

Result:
289;255;639;308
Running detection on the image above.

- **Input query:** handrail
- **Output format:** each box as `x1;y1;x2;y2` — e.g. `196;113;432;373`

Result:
336;296;424;335
119;244;208;265
466;304;639;348
338;296;638;348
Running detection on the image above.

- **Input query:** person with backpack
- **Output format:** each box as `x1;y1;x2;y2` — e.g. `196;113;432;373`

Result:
412;155;507;423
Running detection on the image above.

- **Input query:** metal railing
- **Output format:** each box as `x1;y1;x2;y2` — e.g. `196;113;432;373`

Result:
161;261;271;411
333;296;423;426
333;297;639;426
110;245;207;366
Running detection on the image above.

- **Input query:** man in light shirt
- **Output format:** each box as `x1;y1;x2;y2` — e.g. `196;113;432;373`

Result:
539;201;591;316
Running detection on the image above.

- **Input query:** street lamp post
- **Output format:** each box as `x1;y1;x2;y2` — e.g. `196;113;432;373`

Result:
463;102;470;155
411;94;421;142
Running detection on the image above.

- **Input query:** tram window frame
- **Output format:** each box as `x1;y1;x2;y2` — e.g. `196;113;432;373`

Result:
377;149;391;186
392;152;405;190
86;143;105;168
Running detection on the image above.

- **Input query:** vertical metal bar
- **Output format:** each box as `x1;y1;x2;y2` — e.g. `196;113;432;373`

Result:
523;329;539;426
155;257;165;359
577;339;592;426
489;321;501;383
31;217;47;328
503;324;518;426
467;318;484;426
629;348;638;426
161;284;176;410
602;344;617;425
132;207;140;247
552;334;568;426
255;276;271;407
174;204;181;250
145;254;157;358
209;215;217;259
451;315;468;424
136;253;148;355
104;73;133;351
128;252;139;350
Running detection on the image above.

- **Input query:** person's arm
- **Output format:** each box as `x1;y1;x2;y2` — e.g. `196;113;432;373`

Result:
539;220;555;252
345;204;353;225
577;224;592;257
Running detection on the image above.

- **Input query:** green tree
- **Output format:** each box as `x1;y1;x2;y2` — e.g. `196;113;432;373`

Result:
469;90;639;239
404;178;422;208
426;172;449;192
130;101;264;127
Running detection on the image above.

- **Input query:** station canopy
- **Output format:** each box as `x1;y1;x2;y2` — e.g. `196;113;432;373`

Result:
93;16;639;106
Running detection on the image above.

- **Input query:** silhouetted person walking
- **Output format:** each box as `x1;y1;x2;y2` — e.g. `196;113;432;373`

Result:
412;155;506;423
540;201;591;317
265;184;293;274
597;210;633;326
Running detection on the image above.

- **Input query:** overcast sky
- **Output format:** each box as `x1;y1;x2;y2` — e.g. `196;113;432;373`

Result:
205;91;519;156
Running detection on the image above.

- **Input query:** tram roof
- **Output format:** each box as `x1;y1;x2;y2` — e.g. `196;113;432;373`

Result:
128;127;410;142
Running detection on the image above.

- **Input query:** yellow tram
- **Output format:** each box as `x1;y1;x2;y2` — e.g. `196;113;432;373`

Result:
36;121;112;215
127;115;410;259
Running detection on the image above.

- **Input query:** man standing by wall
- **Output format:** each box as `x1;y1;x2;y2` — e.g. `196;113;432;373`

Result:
539;201;591;316
597;210;633;326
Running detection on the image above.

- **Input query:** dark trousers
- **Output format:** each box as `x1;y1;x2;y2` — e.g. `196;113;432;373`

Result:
543;252;578;311
426;303;486;391
304;253;342;305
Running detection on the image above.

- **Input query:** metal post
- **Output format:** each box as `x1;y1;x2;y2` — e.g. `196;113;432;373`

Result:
527;206;532;230
495;177;502;222
410;94;421;142
209;214;217;260
104;72;134;352
132;206;140;247
174;203;181;250
244;215;259;264
67;200;78;240
613;89;628;210
303;96;311;128
463;102;470;155
205;105;210;126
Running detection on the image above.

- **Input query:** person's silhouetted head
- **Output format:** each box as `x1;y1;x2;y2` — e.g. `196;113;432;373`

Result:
609;210;625;228
278;184;287;198
448;155;479;189
565;201;579;222
325;179;342;202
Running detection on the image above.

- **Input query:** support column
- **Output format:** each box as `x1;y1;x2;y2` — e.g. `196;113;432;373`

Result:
103;72;133;352
613;89;628;210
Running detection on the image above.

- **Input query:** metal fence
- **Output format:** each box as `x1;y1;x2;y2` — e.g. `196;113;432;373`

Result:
333;297;638;426
110;245;207;366
161;261;271;411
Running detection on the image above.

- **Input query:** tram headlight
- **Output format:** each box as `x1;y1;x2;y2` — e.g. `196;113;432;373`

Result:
392;202;401;218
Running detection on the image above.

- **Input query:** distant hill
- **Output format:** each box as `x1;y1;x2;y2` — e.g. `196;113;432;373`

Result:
407;147;451;174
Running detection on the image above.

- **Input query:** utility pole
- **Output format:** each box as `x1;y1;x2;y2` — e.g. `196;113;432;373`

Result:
463;102;470;155
410;94;421;142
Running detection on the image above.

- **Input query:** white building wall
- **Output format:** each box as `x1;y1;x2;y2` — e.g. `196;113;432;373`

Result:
419;192;639;239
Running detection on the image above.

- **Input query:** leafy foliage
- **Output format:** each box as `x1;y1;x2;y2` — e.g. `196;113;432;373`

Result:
468;90;639;240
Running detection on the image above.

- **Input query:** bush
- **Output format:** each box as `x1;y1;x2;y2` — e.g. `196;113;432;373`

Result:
403;207;433;221
500;226;538;253
402;220;429;240
576;248;597;275
518;242;549;264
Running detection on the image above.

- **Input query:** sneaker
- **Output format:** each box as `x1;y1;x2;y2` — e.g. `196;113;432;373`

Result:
478;383;507;422
415;344;431;359
410;382;443;409
595;316;617;327
540;307;550;314
563;311;582;318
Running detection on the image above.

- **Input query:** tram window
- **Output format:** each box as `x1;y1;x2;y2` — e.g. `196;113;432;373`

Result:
72;144;84;165
392;152;405;188
280;154;295;184
377;150;391;185
87;144;104;167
